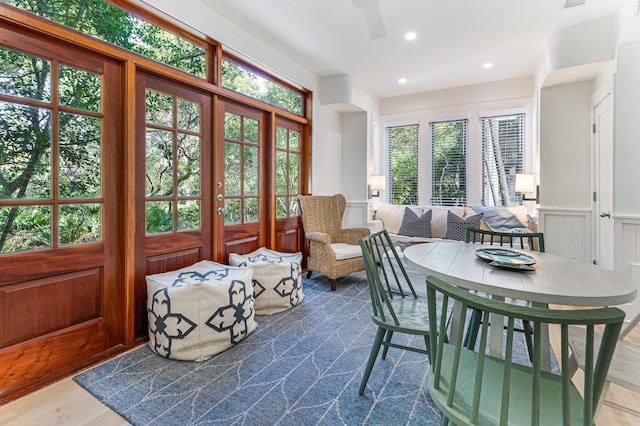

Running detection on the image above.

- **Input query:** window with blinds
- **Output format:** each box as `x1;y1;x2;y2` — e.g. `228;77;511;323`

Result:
481;113;525;207
386;124;419;205
431;120;467;206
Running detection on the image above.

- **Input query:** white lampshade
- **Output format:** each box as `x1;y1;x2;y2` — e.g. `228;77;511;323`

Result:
369;175;386;191
515;173;535;194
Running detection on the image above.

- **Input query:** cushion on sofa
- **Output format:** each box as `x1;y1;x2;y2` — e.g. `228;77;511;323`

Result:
398;208;432;238
445;211;484;241
469;205;528;232
375;203;423;234
431;206;466;238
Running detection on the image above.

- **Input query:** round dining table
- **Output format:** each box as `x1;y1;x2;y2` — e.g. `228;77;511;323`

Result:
403;241;638;370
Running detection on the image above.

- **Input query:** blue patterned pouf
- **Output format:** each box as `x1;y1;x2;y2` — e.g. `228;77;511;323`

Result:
146;260;256;361
229;247;303;315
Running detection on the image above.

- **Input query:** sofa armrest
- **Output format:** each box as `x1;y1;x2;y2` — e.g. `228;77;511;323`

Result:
367;219;384;233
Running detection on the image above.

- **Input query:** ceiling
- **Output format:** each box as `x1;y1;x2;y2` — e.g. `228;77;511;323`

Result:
198;0;624;99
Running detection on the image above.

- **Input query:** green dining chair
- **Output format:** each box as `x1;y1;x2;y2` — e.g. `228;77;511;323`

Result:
426;275;624;426
464;227;546;361
357;229;434;396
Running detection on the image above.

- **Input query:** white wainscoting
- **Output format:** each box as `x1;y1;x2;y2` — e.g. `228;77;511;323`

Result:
538;208;592;262
344;201;369;228
617;216;640;281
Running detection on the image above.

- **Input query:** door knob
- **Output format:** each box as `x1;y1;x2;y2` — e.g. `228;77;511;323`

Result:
217;194;224;202
599;212;611;218
217;207;224;215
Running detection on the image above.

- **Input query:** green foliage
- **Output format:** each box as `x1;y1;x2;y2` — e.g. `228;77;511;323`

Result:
432;121;466;206
388;125;418;205
221;59;302;116
146;202;172;234
2;0;206;78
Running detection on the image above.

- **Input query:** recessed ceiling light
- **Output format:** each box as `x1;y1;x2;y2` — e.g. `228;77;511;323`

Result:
398;78;407;84
404;32;417;41
483;62;494;69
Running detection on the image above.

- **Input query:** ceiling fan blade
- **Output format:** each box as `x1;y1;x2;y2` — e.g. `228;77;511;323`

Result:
362;5;386;40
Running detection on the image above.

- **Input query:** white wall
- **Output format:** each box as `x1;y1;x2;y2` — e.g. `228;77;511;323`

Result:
614;41;640;215
539;81;593;210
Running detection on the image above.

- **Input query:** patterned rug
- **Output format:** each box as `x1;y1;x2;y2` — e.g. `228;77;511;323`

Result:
74;272;443;425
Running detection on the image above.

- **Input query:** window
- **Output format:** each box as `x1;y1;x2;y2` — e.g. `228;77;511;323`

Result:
0;46;103;253
275;124;301;218
3;0;207;78
431;120;467;206
481;113;525;207
222;58;303;116
386;125;418;205
145;89;202;233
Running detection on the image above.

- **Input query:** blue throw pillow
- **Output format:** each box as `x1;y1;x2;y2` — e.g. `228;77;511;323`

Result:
398;208;432;238
470;206;526;232
445;211;483;241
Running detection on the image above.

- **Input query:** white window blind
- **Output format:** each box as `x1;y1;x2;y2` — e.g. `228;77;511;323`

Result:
431;119;467;206
386;124;419;205
481;113;525;207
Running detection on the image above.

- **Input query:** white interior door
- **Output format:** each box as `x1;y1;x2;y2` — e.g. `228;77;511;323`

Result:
593;93;614;270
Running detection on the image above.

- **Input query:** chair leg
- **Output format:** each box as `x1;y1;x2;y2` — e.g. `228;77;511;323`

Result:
381;331;394;359
359;327;386;395
522;320;534;362
464;308;482;350
330;278;337;291
306;270;313;279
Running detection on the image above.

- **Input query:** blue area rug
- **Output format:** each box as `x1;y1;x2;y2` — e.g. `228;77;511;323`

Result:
74;272;443;425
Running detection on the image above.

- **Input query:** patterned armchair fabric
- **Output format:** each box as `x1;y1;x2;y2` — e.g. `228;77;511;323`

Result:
297;194;370;291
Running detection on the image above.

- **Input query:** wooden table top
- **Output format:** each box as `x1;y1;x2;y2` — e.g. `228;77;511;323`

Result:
404;241;637;307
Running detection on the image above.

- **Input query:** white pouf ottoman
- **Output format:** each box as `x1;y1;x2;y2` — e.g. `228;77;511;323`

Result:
146;260;256;361
229;247;303;315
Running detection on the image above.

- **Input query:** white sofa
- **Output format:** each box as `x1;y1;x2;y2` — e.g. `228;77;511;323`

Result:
368;202;536;244
368;203;537;296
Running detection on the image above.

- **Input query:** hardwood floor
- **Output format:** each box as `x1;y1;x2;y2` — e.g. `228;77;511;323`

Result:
0;323;638;425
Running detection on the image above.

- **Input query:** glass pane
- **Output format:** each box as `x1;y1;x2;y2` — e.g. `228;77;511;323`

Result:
59;203;101;246
276;127;287;149
224;112;241;140
0;46;51;102
0;101;51;199
146;201;172;233
146;90;173;127
244;197;258;222
289;130;300;151
276;151;287;194
0;205;51;253
177;200;200;230
224;142;241;195
59;113;101;198
145;129;174;197
177;98;200;132
289;196;299;216
222;59;303;116
243;146;258;195
177;134;200;196
4;1;206;79
275;196;287;219
224;198;241;225
59;65;101;112
243;118;258;143
289;153;299;194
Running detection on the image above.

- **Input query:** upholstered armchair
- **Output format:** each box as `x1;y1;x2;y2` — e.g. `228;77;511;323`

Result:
297;194;370;291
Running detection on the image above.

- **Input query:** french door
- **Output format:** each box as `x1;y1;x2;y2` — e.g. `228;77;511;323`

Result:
217;101;268;260
216;103;306;261
0;29;123;399
135;72;212;338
